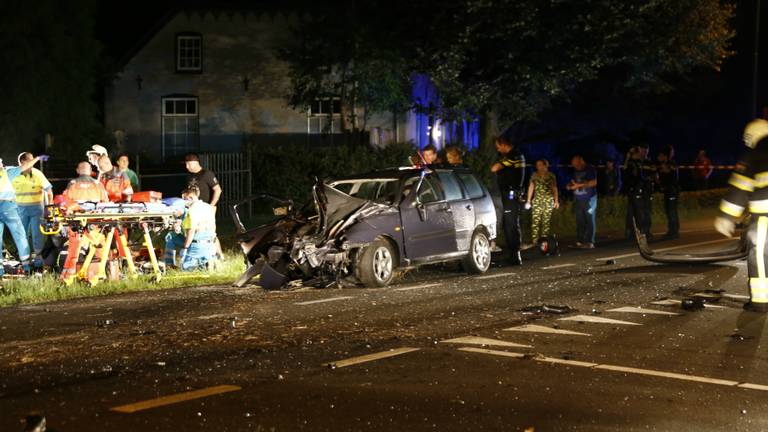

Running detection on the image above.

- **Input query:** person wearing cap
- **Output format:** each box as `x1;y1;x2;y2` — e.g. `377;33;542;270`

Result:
715;119;768;312
12;152;53;269
86;144;108;169
97;155;133;202
0;154;47;275
178;185;216;271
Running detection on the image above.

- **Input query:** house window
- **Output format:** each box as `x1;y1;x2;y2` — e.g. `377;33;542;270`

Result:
162;96;199;159
307;97;342;134
176;34;202;72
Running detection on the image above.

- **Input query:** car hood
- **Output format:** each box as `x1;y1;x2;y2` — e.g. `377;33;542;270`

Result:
313;181;389;239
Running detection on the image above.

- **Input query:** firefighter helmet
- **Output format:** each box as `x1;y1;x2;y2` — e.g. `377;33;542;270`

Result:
743;119;768;149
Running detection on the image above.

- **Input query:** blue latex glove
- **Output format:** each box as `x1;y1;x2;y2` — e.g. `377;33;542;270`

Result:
180;247;189;261
38;155;50;162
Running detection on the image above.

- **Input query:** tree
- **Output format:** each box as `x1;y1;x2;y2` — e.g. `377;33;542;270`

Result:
280;0;734;145
0;0;101;156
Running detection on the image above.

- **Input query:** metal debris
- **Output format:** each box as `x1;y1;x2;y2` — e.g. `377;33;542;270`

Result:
520;304;573;315
681;298;705;311
23;414;46;432
605;259;616;265
96;319;116;327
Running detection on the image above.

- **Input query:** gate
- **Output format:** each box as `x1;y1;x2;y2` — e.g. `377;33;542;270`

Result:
199;151;253;219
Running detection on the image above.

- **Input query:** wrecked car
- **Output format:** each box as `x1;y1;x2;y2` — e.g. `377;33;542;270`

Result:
230;166;497;289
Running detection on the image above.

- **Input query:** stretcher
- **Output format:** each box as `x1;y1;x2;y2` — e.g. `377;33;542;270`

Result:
42;202;178;286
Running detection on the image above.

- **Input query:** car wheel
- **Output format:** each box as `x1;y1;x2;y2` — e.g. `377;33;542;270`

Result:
463;231;491;274
357;239;397;287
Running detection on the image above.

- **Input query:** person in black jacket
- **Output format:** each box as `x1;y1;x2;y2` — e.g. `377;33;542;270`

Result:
657;149;680;239
624;145;656;239
491;136;525;265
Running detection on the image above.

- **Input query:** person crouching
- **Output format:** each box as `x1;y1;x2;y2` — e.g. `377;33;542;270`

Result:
179;185;216;271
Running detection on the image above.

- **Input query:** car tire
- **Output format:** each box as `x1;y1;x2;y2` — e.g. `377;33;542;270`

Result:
463;230;491;274
357;239;397;287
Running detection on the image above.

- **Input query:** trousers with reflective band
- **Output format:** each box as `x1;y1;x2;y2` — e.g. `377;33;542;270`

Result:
748;216;768;303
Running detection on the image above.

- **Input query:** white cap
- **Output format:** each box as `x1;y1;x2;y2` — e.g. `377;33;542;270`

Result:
86;144;108;157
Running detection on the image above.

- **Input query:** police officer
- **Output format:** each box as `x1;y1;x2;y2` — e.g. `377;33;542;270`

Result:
715;119;768;312
0;154;47;275
657;149;680;239
491;135;525;265
624;145;655;238
13;152;53;269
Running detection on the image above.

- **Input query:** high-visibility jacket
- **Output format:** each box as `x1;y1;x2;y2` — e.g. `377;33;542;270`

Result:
12;168;52;206
99;169;133;202
0;167;22;201
63;176;109;203
182;200;216;238
718;146;768;220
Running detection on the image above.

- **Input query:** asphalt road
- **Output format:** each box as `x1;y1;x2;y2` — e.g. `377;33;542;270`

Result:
2;228;767;431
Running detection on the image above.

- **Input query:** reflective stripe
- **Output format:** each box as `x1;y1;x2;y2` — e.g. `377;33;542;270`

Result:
758;217;768;280
12;169;50;204
729;173;755;192
720;200;745;217
749;278;768;302
750;200;768;214
755;172;768;188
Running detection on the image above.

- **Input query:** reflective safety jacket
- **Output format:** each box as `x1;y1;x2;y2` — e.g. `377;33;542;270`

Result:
182;200;216;239
719;146;768;220
496;149;526;196
99;168;133;202
12;168;52;206
0;167;22;201
63;176;109;203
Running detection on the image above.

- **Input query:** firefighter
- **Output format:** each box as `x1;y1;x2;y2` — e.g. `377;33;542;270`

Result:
491;135;525;265
714;119;768;312
60;162;109;283
97;155;133;202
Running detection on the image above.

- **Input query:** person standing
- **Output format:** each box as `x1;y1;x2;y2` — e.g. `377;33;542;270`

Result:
116;153;140;191
714;119;768;312
12;152;53;269
184;153;221;208
525;159;559;247
0;154;47;275
490;136;525;265
601;159;621;196
657;150;680;239
692;149;713;190
97;155;133;202
566;155;598;249
624;146;655;238
445;146;464;166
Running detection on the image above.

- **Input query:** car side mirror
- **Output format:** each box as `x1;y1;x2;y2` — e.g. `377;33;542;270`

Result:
415;200;427;221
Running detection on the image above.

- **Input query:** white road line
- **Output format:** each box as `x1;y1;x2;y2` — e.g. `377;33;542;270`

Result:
503;324;591;336
294;296;354;306
723;293;750;300
393;283;441;291
476;272;515;280
596;238;736;262
558;315;642;325
324;347;420;369
606;306;679;316
650;299;728;309
441;336;532;348
461;348;768;391
457;347;527;359
541;263;575;270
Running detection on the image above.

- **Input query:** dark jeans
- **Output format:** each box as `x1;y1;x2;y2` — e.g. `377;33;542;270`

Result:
573;196;597;244
627;192;652;235
663;193;679;235
501;197;521;257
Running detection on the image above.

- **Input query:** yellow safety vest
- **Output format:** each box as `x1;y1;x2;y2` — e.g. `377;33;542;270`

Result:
0;169;16;201
13;168;50;205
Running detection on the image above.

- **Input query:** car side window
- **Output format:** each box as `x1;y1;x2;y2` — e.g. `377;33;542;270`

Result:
436;170;465;201
456;172;485;199
417;175;444;204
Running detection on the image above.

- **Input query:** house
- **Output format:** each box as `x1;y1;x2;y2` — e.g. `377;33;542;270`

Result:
104;7;479;162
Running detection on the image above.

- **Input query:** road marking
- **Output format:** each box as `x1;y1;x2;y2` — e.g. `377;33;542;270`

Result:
606;306;679;316
294;296;353;306
476;272;514;280
461;349;768;391
723;293;750;300
393;283;441;291
110;385;241;413
441;336;532;348
457;347;527;359
541;263;575;270
597;238;736;261
324;347;420;369
558;315;641;325
594;364;739;386
650;299;727;309
503;324;590;336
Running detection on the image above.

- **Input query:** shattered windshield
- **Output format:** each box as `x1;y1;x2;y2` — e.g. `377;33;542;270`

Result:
330;178;401;205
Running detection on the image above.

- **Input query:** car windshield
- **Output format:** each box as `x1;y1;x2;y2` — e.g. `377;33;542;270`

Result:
330;178;400;205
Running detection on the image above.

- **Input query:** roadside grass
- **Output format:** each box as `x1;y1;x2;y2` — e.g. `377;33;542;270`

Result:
0;252;245;308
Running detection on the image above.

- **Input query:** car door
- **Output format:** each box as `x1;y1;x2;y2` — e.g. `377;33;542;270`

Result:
436;169;475;252
400;173;458;259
